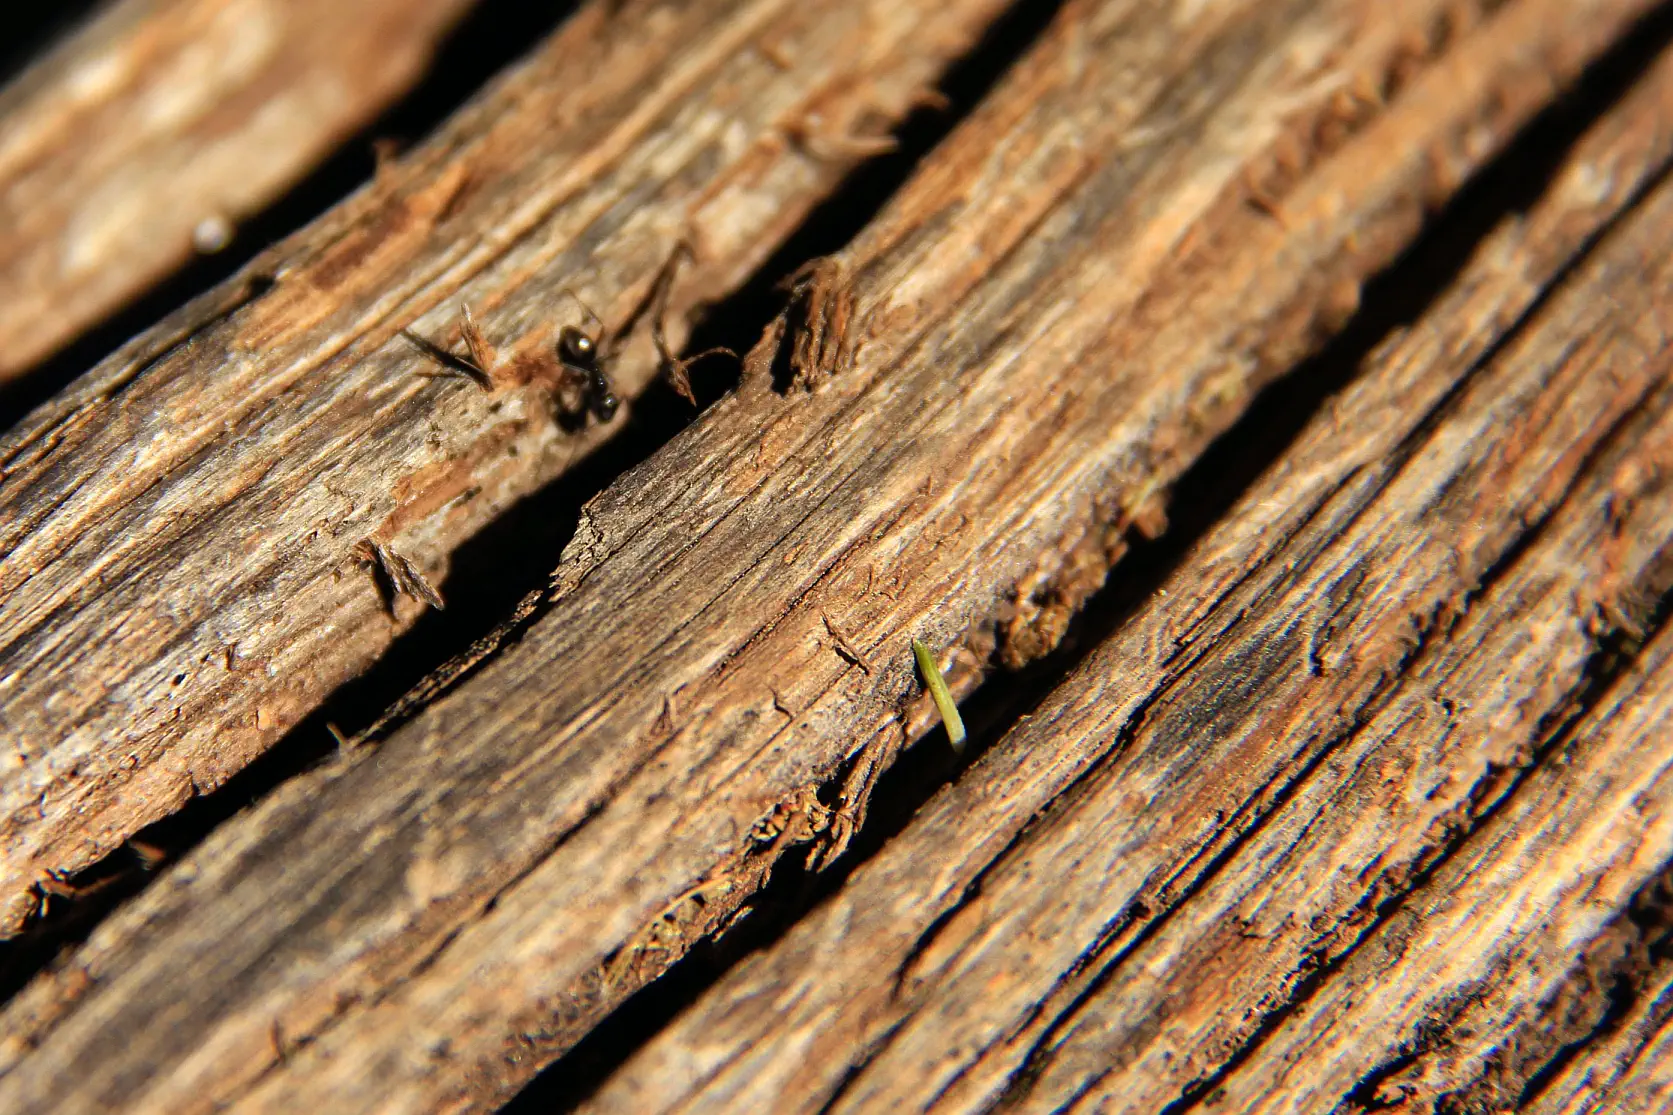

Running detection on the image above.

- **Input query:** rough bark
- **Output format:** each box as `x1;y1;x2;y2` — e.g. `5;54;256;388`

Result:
0;0;1018;934
0;0;1651;1111
0;0;481;383
569;41;1673;1114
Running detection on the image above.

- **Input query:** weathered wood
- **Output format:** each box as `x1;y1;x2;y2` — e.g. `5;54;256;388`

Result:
0;0;480;383
1195;597;1673;1114
0;0;1018;934
1524;955;1673;1113
565;40;1673;1113
0;0;1650;1111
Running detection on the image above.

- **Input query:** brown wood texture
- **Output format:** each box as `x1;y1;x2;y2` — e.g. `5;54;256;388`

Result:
0;0;480;383
1525;948;1673;1114
0;0;1657;1111
0;0;1017;935
570;43;1673;1114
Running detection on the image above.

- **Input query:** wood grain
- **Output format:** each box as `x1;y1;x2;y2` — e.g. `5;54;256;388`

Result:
0;0;1018;934
1524;954;1673;1113
0;0;1652;1111
1198;554;1673;1115
570;40;1673;1114
0;0;480;382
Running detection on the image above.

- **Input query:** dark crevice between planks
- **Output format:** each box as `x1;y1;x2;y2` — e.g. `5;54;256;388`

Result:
499;8;1673;1108
0;0;587;433
0;0;1072;1015
0;1;105;92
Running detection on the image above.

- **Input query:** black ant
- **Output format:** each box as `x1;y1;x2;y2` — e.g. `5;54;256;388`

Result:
555;291;619;423
554;259;732;418
400;292;621;425
555;244;733;414
399;244;734;422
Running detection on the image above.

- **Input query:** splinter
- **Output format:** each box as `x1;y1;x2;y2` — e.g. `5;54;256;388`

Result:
647;242;735;405
356;538;445;612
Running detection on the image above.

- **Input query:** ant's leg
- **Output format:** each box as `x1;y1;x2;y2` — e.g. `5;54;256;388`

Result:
647;241;734;405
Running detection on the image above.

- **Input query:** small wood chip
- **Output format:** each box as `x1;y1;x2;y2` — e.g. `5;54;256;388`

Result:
357;539;446;611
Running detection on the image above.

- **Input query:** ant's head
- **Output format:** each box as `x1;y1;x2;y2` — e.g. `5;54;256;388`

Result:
557;325;598;366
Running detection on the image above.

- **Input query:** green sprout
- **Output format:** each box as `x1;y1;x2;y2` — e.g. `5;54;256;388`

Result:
912;638;967;754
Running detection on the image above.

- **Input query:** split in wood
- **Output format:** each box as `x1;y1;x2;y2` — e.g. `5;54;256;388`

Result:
822;610;875;673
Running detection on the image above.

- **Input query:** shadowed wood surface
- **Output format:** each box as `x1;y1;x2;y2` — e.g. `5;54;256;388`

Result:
570;43;1673;1114
965;168;1673;1115
1525;935;1673;1114
0;0;481;383
0;0;1659;1111
0;0;1017;935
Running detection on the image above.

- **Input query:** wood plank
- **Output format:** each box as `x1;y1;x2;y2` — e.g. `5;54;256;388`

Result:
0;0;1019;934
1022;244;1673;1114
1524;965;1673;1113
0;0;1651;1111
1588;1022;1673;1114
564;37;1673;1114
0;0;480;383
1197;579;1673;1114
